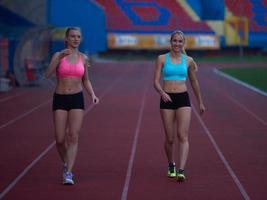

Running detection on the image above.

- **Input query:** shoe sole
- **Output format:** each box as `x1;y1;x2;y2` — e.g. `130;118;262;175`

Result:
63;178;74;185
168;174;177;178
63;181;74;185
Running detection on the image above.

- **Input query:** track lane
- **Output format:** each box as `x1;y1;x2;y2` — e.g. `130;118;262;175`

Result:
126;63;245;200
1;61;266;200
1;62;148;199
0;62;127;197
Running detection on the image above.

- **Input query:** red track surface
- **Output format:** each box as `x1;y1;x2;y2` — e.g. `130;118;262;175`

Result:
0;61;266;200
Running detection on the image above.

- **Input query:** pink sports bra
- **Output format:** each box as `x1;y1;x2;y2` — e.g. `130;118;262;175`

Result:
56;55;85;78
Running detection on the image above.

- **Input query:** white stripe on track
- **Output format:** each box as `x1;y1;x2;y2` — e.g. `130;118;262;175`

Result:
0;142;55;199
214;68;267;97
121;68;150;200
213;68;266;126
224;93;267;127
192;105;251;200
0;99;52;130
0;90;28;103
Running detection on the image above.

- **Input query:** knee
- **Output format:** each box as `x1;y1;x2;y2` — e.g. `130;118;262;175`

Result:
66;130;79;145
177;133;188;143
56;139;65;147
165;138;175;146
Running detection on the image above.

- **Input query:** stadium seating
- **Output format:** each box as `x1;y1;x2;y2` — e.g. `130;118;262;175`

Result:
225;0;267;32
96;0;213;33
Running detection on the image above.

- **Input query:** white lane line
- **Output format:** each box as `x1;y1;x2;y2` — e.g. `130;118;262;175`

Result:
0;142;55;199
0;99;52;130
214;68;267;97
213;68;266;127
0;90;29;103
0;66;133;199
192;105;251;200
121;69;150;200
224;93;267;127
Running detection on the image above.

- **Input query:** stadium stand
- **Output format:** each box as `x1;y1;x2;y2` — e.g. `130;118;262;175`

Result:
96;0;213;33
224;0;267;48
225;0;267;32
0;0;266;89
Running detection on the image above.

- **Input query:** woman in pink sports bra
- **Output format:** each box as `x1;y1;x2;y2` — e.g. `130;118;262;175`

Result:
45;27;99;185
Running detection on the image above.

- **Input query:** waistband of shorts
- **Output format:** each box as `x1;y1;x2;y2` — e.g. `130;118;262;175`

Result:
164;91;188;95
54;91;83;97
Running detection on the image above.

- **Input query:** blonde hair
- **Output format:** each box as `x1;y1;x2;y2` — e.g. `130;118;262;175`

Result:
170;30;186;55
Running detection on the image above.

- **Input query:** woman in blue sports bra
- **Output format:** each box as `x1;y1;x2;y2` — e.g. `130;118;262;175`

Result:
154;30;205;182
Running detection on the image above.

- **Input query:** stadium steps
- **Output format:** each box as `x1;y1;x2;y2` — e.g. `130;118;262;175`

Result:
177;0;224;36
96;0;213;33
225;0;267;32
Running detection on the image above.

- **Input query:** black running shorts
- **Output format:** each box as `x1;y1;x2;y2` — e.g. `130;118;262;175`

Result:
53;91;84;111
160;91;191;110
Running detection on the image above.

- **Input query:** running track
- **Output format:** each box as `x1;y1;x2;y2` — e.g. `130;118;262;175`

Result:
0;60;266;200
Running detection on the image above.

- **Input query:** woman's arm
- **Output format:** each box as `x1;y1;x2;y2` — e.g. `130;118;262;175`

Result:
154;55;172;102
82;54;99;104
187;57;205;114
45;52;60;78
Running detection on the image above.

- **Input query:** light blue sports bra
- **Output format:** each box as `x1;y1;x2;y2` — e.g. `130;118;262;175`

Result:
162;53;188;81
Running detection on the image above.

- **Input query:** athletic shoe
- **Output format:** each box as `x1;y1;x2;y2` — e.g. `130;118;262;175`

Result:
177;169;186;182
167;163;176;178
63;171;74;185
63;163;67;175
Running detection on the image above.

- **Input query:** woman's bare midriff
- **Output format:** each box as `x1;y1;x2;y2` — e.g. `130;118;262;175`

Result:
163;80;187;93
55;77;83;94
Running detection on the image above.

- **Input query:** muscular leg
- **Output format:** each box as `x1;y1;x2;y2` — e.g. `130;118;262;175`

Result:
160;109;176;163
53;110;68;164
176;107;191;170
66;109;84;172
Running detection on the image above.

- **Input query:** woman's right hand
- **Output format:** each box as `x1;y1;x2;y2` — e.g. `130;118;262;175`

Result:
161;92;172;102
59;49;72;59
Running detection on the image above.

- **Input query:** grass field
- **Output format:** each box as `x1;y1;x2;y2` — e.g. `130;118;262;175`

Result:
98;51;267;62
195;55;267;62
218;67;267;93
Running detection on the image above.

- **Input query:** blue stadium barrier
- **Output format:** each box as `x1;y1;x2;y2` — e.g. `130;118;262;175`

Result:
47;0;107;54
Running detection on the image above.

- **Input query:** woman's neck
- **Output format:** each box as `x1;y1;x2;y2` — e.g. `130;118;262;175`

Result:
67;46;78;52
170;50;182;58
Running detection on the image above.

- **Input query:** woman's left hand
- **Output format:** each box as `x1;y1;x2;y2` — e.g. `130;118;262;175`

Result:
92;95;99;104
199;103;206;114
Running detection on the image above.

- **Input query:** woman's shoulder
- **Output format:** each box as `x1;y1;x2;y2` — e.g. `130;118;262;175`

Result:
78;52;88;60
52;51;61;58
185;55;195;64
49;51;63;62
185;55;198;71
78;52;91;67
157;52;169;61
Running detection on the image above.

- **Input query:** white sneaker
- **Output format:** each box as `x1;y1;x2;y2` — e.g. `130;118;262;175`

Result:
63;171;74;185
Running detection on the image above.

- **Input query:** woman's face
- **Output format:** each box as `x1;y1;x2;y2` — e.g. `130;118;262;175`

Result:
65;29;81;48
170;33;184;53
